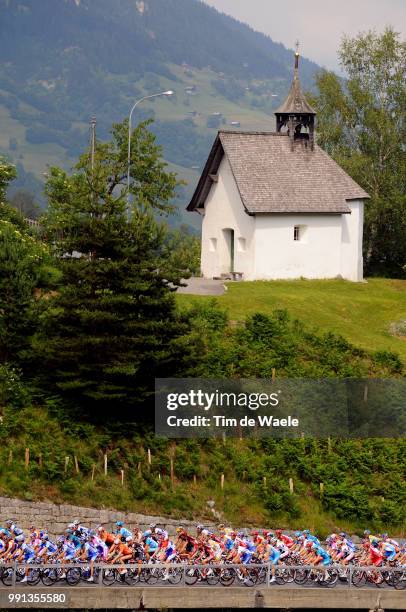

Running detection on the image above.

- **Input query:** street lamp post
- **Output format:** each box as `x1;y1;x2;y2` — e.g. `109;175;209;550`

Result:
127;90;174;209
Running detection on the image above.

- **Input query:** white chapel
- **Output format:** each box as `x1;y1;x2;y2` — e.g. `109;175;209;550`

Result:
187;52;369;282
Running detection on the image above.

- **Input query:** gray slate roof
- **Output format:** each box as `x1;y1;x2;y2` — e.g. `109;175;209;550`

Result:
187;131;369;214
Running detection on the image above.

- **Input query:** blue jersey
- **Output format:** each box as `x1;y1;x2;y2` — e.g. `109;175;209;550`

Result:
314;546;330;561
145;537;158;551
118;527;132;539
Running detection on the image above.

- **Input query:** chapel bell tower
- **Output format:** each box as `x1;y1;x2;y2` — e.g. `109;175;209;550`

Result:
274;44;316;150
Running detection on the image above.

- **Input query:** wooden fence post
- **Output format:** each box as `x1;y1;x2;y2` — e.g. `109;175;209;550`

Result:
64;456;70;473
272;367;276;382
38;453;42;468
193;474;197;486
74;455;79;474
137;462;142;477
104;454;107;476
8;450;13;465
120;470;124;486
320;482;324;495
147;448;151;468
289;477;294;494
91;465;95;481
25;448;30;470
263;476;267;488
220;473;225;490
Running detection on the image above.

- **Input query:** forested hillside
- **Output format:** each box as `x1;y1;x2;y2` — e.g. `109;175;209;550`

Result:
0;0;319;217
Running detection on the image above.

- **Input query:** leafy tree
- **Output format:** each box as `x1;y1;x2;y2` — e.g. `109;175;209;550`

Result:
164;224;201;276
310;28;406;277
38;121;195;423
0;157;16;202
0;158;58;367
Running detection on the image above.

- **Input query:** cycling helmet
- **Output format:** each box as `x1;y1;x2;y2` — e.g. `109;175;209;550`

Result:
176;527;183;533
114;538;120;545
196;524;203;530
339;532;346;537
364;529;371;535
126;536;133;543
306;541;313;548
73;520;79;526
57;536;65;545
97;526;104;532
270;537;277;545
5;520;12;527
42;534;49;541
275;529;282;535
294;531;302;537
116;521;124;527
303;529;310;535
15;535;24;542
149;523;156;529
251;531;259;536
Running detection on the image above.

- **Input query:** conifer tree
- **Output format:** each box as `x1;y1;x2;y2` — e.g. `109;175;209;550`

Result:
39;121;193;422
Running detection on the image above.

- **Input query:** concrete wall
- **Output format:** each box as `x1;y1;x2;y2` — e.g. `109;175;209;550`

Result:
340;200;364;281
3;586;405;609
254;214;343;280
201;157;255;279
0;496;210;539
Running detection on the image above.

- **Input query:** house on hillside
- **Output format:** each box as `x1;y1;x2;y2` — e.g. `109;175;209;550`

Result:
187;52;369;282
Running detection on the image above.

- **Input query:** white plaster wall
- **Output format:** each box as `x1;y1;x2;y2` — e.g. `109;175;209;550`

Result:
340;200;364;281
201;157;255;279
254;214;343;280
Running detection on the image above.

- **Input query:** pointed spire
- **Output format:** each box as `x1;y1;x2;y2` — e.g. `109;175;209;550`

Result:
274;46;316;116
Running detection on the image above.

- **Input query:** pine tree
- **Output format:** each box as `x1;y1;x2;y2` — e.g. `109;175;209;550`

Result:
39;121;194;423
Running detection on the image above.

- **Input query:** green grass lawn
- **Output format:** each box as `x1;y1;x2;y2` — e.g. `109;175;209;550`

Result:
177;278;406;362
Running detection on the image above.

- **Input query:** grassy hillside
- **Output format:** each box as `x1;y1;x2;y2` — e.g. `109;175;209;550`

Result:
177;279;406;363
0;405;404;536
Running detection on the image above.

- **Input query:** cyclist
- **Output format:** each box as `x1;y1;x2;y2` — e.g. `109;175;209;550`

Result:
115;521;133;542
37;534;58;563
15;535;36;583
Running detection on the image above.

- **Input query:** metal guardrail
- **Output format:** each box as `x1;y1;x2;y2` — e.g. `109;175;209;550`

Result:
0;561;404;589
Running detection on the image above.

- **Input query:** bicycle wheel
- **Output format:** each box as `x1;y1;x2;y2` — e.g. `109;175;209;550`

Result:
125;568;141;585
185;567;199;586
27;568;41;586
66;567;81;586
321;568;338;588
145;566;161;585
275;567;293;585
15;568;25;583
351;569;366;587
168;567;183;585
102;568;117;586
41;568;60;586
394;571;406;590
220;567;235;586
294;568;309;585
243;569;258;587
1;568;13;587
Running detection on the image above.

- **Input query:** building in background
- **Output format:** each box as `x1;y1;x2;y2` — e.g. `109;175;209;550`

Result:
187;52;369;282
